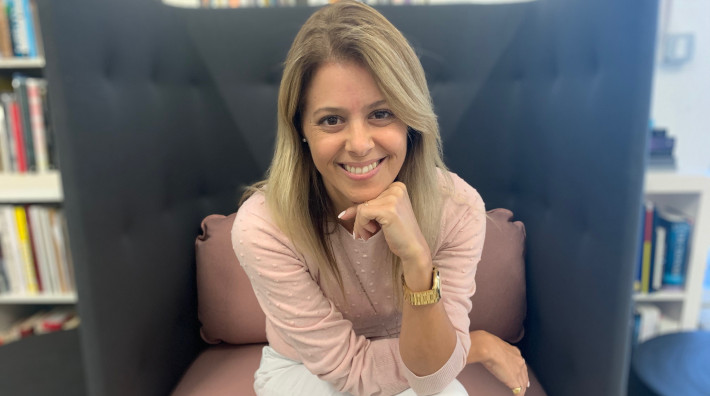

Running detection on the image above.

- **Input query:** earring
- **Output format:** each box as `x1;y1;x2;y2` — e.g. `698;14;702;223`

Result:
302;138;307;143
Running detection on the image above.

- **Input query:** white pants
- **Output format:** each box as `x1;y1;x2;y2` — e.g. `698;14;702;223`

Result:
254;346;468;396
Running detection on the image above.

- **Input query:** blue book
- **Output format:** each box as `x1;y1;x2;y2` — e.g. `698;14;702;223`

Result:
655;207;692;287
6;0;37;58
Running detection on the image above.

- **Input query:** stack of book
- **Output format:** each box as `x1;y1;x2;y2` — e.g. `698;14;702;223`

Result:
0;0;41;59
199;0;429;8
0;75;55;174
634;201;693;294
0;307;78;345
648;128;676;169
0;205;75;296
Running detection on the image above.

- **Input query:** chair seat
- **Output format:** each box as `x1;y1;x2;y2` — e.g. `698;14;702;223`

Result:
457;362;547;396
172;343;266;396
173;343;547;396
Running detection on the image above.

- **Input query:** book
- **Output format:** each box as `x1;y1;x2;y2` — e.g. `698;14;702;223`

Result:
25;78;49;172
50;209;74;293
0;104;11;172
640;201;655;293
0;205;25;294
0;1;12;58
0;240;8;293
7;95;27;172
36;206;60;293
6;0;37;58
27;205;50;292
12;75;35;171
0;93;18;172
651;224;666;291
655;206;692;287
633;204;645;293
14;205;39;293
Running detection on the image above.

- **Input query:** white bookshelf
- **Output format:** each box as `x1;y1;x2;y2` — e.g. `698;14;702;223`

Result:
0;170;73;329
633;171;710;335
0;57;45;69
0;171;63;203
0;292;77;304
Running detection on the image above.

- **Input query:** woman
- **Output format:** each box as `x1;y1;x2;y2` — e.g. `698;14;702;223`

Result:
233;1;529;395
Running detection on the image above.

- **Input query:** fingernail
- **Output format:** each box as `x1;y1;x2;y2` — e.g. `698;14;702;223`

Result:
337;210;346;219
352;231;356;240
527;381;530;388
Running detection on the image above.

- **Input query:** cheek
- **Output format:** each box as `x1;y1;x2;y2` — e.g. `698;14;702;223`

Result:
308;139;340;169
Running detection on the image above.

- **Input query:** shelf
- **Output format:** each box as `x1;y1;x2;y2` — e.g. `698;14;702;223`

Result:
645;171;710;195
0;171;63;203
638;171;710;332
634;290;686;302
0;293;77;304
0;57;45;69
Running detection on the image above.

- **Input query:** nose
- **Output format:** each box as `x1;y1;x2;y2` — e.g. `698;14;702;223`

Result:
345;121;374;156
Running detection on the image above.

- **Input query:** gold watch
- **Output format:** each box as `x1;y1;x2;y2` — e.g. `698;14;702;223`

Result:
402;267;441;306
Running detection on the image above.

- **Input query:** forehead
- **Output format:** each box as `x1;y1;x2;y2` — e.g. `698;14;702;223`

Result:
303;61;384;109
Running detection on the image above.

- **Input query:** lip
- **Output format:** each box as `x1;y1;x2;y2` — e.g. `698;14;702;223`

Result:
339;157;386;180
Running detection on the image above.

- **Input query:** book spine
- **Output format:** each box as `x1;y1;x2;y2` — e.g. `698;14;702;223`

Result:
651;225;666;291
25;78;48;172
18;0;35;57
13;205;38;293
12;75;35;171
0;205;25;293
6;0;34;57
640;202;654;293
1;94;18;171
51;209;74;292
37;207;58;293
0;105;11;172
24;205;43;292
8;98;27;172
663;221;691;286
0;1;13;58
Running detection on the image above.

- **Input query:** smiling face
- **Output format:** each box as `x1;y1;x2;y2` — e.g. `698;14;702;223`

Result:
301;61;408;215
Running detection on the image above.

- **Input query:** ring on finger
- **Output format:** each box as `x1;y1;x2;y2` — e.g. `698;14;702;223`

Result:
512;387;522;395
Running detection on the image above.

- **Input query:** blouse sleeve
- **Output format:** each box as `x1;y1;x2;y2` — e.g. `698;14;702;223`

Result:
232;194;410;396
402;180;486;395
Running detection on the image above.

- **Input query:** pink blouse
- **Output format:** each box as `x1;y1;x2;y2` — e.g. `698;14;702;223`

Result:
232;171;485;396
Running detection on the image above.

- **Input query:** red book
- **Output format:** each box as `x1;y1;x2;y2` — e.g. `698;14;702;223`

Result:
9;100;27;172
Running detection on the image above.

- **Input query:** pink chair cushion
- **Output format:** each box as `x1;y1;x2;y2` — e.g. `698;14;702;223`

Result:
173;343;548;396
196;208;526;345
196;213;267;345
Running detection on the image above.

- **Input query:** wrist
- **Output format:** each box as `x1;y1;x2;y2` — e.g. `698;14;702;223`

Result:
402;257;433;291
467;330;493;364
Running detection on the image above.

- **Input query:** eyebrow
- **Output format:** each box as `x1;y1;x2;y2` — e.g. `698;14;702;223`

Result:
311;99;388;116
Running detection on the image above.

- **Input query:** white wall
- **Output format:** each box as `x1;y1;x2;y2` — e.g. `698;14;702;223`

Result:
651;0;710;174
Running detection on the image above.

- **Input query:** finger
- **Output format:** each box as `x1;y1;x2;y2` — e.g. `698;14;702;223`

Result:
354;203;380;240
337;206;357;221
362;219;379;234
519;360;529;395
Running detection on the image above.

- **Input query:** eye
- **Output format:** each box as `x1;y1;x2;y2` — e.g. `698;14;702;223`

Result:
371;109;394;120
318;115;343;126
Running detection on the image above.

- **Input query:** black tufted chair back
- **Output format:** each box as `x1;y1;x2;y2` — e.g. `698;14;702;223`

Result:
37;0;657;395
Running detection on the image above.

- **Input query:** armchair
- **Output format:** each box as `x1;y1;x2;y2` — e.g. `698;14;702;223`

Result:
30;0;657;395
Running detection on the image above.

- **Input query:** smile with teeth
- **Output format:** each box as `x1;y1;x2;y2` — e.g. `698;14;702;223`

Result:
342;159;381;175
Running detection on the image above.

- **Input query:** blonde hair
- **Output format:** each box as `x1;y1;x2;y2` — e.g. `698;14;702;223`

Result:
242;0;451;293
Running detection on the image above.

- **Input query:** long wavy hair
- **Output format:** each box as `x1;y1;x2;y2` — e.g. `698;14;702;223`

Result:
242;0;451;294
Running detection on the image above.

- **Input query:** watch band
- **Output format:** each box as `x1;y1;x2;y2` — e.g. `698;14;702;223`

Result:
402;267;441;306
